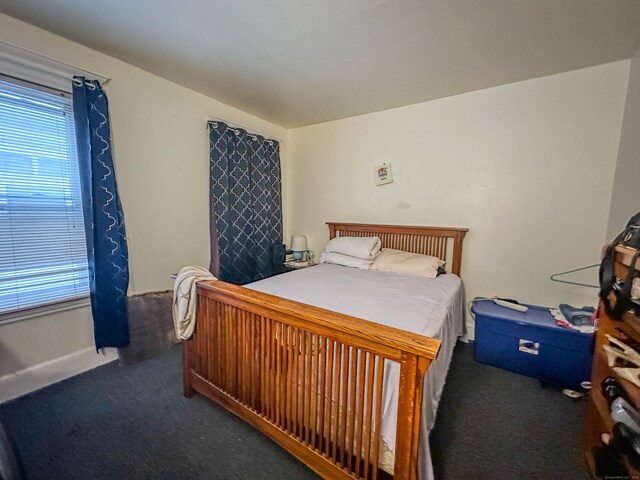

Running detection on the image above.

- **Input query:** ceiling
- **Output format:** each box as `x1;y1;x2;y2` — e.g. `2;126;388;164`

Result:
1;0;640;128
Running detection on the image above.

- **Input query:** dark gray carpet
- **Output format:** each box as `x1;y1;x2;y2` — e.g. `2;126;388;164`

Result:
0;342;587;479
430;342;588;480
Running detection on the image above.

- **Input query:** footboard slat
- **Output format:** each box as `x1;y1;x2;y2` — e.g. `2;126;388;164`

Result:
185;282;441;480
354;352;366;478
363;353;376;479
308;333;317;446
372;360;385;479
324;338;334;458
347;348;357;472
317;336;327;452
338;345;349;467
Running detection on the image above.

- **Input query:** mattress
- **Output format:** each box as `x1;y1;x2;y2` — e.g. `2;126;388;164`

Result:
247;263;466;479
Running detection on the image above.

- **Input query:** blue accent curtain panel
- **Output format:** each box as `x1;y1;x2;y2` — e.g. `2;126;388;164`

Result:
209;122;283;285
72;77;130;349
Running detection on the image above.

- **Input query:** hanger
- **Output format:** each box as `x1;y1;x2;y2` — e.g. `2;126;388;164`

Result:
550;264;600;289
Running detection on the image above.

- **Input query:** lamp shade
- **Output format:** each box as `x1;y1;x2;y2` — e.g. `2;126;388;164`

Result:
290;235;308;252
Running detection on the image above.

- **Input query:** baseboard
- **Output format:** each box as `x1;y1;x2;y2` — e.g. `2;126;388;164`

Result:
0;347;117;404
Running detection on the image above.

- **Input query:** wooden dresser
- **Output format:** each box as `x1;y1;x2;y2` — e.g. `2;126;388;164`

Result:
584;246;640;478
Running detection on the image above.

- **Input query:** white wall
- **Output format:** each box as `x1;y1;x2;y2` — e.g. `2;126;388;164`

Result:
607;46;640;239
288;61;630;320
0;13;288;379
0;11;633;389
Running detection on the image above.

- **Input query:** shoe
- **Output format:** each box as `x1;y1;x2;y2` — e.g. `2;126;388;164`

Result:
592;444;628;478
604;345;640;368
602;377;630;406
613;422;640;460
614;367;640;389
614;328;640;350
606;334;640;357
611;398;640;434
604;335;640;367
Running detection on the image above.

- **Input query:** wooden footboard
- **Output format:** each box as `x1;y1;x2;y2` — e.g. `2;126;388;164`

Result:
183;280;441;480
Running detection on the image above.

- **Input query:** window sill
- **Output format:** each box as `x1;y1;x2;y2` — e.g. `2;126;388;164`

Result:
0;297;91;326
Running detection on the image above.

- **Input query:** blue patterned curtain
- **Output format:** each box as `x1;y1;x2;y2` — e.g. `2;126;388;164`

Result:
72;76;129;349
209;122;283;285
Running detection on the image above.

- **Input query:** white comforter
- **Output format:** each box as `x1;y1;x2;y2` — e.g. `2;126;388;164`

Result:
247;263;466;479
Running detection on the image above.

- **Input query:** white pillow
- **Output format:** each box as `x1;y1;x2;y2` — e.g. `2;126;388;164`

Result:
371;248;444;278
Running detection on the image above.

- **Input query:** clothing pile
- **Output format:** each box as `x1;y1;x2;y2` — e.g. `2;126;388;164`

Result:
550;303;597;334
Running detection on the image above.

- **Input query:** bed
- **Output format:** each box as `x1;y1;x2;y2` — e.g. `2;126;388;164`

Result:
183;222;468;480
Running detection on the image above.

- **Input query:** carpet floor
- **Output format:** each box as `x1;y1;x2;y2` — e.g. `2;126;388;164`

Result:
0;341;587;479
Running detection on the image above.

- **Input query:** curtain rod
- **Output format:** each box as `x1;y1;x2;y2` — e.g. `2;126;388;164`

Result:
206;115;282;142
0;39;111;85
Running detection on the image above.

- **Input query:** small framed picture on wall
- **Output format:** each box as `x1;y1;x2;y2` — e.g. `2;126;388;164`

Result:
374;163;393;186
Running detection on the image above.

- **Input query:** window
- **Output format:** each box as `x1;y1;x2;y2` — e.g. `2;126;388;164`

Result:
0;78;89;316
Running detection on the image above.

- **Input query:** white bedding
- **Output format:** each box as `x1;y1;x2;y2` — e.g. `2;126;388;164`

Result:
247;263;466;480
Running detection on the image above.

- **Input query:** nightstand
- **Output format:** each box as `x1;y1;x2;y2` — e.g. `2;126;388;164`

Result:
283;260;317;269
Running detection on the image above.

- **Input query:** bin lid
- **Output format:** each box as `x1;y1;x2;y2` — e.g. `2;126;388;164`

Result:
471;298;592;336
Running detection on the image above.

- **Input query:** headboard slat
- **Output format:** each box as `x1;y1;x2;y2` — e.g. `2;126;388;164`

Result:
326;222;468;276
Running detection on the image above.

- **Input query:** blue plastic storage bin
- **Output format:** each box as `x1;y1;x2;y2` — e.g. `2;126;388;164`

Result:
471;299;594;390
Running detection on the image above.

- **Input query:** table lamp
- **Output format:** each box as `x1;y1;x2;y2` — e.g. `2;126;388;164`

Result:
290;235;307;260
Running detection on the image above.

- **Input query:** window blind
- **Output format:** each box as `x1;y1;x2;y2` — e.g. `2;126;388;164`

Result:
0;78;89;316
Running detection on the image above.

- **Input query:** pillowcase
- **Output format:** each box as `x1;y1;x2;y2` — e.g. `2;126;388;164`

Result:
371;248;444;278
320;252;373;269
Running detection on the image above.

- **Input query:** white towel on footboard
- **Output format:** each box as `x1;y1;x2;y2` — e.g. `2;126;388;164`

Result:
172;266;216;340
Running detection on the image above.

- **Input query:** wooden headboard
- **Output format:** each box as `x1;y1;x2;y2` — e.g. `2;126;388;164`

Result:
327;222;468;276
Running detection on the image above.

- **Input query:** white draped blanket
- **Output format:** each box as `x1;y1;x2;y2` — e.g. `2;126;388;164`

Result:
325;235;381;260
172;266;216;340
